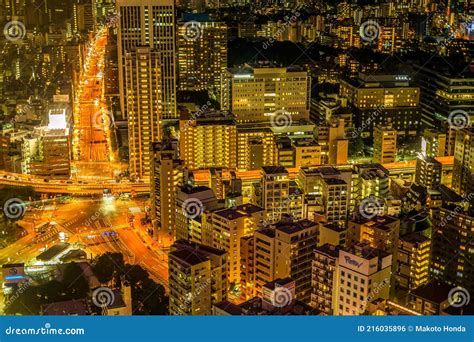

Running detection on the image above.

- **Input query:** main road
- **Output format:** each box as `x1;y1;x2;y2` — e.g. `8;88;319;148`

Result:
73;27;117;179
0;198;169;288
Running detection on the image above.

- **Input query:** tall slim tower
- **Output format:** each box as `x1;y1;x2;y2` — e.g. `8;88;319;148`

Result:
117;0;177;120
124;47;162;179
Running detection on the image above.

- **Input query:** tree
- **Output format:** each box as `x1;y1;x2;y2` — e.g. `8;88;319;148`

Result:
92;252;125;285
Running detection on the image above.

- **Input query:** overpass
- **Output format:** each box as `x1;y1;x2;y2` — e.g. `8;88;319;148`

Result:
0;171;149;195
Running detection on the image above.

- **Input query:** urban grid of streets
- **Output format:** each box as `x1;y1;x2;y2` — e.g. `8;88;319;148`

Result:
0;27;171;313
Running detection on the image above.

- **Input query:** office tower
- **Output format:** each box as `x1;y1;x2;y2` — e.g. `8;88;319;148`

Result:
318;223;347;247
413;64;474;135
377;25;398;53
315;118;348;165
422;129;447;157
257;166;298;224
293;139;322;167
175;185;219;241
221;64;310;123
276;137;293;168
354;164;390;200
373;126;397;164
273;217;317;304
30;128;71;179
210;204;265;285
396;232;431;291
236;125;276;171
311;244;340;315
151;141;183;236
117;0;176;120
340;73;420;137
431;206;474;291
73;0;95;34
347;216;400;259
415;155;442;189
336;243;392;315
169;240;227;315
177;15;227;99
124;47;162;179
240;217;317;303
452;128;474;197
335;24;361;49
240;227;275;299
179;110;237;170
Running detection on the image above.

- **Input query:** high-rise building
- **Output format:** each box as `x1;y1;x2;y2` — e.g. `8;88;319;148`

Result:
240;216;317;303
124;47;162;179
415;155;442;189
123;47;162;179
236;124;276;171
210;204;265;285
169;240;227;315
179;110;237;170
177;15;227;99
396;232;431;291
431;205;474;291
256;166;302;224
151;141;183;236
452;128;474;197
315;118;349;165
340;73;420;137
221;64;310;123
347;216;400;259
117;0;176;120
175;185;219;241
421;129;447;157
336;243;392;315
373;126;397;164
412;64;474;136
311;244;340;315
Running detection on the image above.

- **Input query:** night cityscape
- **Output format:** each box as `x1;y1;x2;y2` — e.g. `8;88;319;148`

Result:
0;0;473;321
